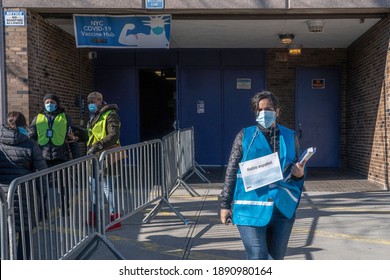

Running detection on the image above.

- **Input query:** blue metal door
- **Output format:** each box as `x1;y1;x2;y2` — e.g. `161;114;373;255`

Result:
296;68;340;167
223;69;265;164
95;68;139;145
179;68;222;165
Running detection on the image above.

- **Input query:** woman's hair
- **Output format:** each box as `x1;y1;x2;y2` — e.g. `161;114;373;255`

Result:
251;91;280;114
6;111;27;130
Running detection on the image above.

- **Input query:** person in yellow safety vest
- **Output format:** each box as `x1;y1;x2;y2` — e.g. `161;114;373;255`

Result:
86;91;122;231
29;93;81;218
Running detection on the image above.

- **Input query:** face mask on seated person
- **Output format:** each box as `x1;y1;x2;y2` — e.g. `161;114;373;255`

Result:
256;110;276;129
18;127;29;136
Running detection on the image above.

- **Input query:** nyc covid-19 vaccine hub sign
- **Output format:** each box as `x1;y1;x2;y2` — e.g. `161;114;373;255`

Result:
73;14;171;48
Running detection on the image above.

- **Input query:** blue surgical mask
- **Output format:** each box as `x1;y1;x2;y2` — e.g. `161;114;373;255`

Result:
256;110;276;128
18;127;29;136
45;103;57;112
88;103;98;114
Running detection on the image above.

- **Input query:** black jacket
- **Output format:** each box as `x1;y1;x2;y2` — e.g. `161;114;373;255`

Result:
0;126;47;185
29;107;81;163
0;126;48;232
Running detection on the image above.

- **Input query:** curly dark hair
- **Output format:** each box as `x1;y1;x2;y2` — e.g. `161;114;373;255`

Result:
6;111;27;130
251;91;280;116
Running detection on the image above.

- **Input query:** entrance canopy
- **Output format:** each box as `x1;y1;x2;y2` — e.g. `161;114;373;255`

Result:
6;0;387;49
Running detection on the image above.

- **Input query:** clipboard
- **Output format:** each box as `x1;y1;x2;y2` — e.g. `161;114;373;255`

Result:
298;147;316;164
284;147;316;182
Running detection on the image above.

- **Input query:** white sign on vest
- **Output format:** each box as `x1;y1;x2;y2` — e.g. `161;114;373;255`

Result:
239;152;283;192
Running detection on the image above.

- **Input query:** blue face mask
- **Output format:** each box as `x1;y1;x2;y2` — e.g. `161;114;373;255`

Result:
45;103;57;112
88;103;98;114
256;110;276;128
18;127;29;136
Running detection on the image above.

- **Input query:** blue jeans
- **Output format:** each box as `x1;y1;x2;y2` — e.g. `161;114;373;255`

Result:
237;207;296;260
89;176;116;214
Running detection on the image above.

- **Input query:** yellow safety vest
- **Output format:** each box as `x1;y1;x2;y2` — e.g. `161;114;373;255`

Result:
36;112;67;146
87;110;117;147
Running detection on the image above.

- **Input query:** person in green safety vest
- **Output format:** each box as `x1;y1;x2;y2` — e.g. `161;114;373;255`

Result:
29;93;81;217
30;94;81;166
86;91;122;231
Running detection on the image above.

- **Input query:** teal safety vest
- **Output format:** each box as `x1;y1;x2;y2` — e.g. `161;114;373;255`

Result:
232;125;304;226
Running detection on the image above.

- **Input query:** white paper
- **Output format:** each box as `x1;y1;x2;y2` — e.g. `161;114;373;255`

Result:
239;152;283;192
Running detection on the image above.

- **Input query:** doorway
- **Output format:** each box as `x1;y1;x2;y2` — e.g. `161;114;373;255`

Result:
296;67;340;167
139;68;176;141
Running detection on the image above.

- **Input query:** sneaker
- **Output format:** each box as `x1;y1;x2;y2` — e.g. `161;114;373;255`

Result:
87;211;97;226
106;213;122;231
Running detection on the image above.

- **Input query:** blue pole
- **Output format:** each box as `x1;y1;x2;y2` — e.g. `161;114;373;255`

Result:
0;0;7;124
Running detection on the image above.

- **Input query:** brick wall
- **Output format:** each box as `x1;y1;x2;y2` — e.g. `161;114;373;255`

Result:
347;16;390;187
266;48;348;166
4;9;30;120
5;9;94;155
27;11;94;127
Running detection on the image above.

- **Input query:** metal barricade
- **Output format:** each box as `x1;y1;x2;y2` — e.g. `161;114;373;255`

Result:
178;127;211;183
6;155;123;260
163;129;198;197
163;127;210;197
99;139;188;227
0;187;8;259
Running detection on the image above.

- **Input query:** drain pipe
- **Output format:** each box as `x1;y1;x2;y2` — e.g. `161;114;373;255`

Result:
384;14;390;191
0;0;6;125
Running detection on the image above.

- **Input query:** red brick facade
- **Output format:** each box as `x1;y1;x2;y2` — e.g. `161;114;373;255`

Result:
4;9;94;132
347;16;390;187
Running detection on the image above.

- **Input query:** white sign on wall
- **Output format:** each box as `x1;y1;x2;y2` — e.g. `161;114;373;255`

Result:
236;78;252;89
4;11;25;26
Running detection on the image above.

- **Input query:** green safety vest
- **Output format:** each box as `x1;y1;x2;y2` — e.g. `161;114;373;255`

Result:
87;110;119;147
36;112;67;146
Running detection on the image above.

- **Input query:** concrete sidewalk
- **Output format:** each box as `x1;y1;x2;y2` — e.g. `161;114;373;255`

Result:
91;181;390;260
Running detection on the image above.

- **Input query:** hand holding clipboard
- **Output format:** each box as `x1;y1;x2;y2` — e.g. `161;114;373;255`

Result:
284;147;316;182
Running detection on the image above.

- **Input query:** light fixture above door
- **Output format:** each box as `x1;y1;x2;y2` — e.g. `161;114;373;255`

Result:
288;44;302;56
279;33;295;45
